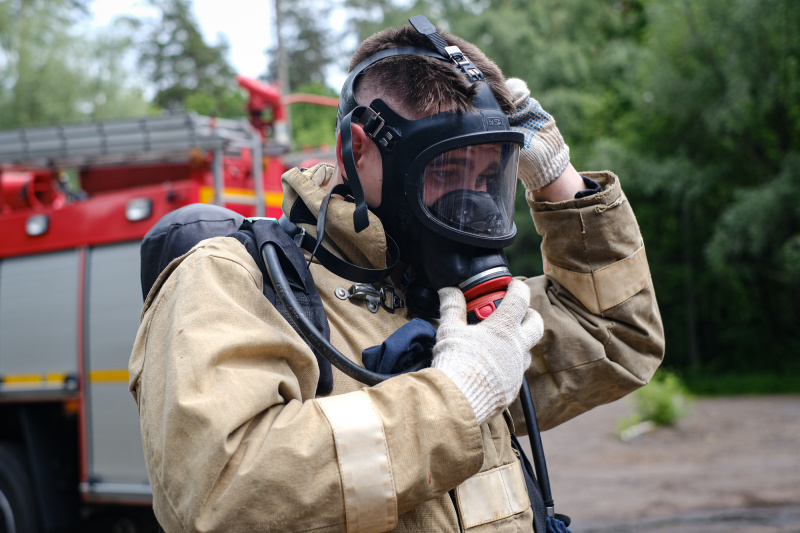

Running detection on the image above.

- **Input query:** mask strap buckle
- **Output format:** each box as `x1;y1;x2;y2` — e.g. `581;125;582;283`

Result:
380;285;404;313
357;107;397;150
444;45;485;82
408;15;485;83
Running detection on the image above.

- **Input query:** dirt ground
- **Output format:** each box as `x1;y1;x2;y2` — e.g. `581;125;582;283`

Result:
518;395;800;533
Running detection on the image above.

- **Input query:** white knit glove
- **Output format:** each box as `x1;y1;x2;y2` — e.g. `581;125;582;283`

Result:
506;77;570;191
432;280;544;425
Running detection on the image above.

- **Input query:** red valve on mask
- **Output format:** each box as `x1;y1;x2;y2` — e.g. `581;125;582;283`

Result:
463;274;512;324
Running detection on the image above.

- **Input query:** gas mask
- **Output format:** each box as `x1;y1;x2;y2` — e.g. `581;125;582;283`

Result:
335;15;523;319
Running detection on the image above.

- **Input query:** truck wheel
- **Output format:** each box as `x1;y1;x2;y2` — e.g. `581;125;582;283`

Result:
0;443;39;533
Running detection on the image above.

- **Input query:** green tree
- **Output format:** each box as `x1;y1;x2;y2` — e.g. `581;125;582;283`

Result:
130;0;243;116
262;0;343;150
586;0;800;374
343;1;800;379
0;0;151;128
289;82;339;151
266;0;338;91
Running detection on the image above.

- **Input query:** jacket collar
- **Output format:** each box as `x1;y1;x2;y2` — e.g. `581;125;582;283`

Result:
281;163;390;271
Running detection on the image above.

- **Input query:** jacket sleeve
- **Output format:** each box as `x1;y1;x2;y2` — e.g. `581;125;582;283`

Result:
128;239;483;533
514;171;665;431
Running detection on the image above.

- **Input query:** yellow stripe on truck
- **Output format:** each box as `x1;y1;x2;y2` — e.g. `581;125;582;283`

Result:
2;373;66;384
0;370;130;387
198;185;283;207
1;373;67;388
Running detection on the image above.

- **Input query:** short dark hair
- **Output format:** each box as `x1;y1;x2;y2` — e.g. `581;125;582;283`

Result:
350;24;514;119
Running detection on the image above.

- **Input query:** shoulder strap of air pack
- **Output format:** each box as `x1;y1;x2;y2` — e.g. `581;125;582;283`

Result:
228;218;334;396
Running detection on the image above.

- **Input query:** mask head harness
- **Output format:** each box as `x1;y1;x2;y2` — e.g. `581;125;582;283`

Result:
336;15;523;316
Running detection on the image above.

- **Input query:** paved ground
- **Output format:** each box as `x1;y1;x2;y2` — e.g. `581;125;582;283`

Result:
519;395;800;533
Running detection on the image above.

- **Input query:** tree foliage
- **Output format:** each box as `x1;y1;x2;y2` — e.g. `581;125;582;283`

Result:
130;0;243;116
345;0;800;376
289;83;339;151
263;0;342;150
266;0;337;91
0;0;151;128
590;0;800;373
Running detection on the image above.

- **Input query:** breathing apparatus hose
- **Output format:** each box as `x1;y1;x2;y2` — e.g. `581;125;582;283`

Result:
263;240;555;516
519;379;555;517
463;276;556;518
261;242;391;386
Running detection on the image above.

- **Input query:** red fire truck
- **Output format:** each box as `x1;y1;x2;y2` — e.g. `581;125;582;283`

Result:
0;79;336;532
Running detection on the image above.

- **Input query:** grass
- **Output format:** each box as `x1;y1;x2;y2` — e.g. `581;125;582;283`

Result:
618;369;691;437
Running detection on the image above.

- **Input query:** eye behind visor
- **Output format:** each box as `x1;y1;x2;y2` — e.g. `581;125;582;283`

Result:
418;141;519;239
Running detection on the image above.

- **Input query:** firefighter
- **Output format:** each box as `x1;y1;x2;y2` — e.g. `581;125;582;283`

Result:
129;17;664;532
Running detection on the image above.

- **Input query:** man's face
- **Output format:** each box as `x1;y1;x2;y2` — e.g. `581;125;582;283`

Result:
422;144;504;206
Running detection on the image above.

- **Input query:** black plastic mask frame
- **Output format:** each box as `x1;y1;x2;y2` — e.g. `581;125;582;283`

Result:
336;45;447;233
335;15;522;246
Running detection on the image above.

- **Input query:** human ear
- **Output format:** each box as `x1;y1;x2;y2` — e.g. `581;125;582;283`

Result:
334;123;383;206
352;123;370;166
335;124;371;177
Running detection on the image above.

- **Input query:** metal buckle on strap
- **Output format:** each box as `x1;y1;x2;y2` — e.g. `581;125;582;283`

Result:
380;286;404;313
335;284;404;314
444;45;485;82
445;45;468;66
362;110;385;137
359;108;396;150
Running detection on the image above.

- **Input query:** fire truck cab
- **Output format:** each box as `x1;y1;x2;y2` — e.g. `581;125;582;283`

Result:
0;110;329;531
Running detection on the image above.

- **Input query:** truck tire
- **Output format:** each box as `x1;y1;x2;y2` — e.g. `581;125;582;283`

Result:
0;443;39;533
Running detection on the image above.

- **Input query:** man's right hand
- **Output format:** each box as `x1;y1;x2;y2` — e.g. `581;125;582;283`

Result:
432;280;543;425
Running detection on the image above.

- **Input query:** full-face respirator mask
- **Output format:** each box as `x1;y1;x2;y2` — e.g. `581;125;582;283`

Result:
336;15;524;320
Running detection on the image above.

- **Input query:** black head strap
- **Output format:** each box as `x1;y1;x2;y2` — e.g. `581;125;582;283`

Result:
334;14;488;234
407;15;449;55
336;46;449;132
339;108;371;232
278;213;400;284
409;15;485;83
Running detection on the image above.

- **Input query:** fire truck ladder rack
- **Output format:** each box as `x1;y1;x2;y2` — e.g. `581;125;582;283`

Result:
0;113;270;215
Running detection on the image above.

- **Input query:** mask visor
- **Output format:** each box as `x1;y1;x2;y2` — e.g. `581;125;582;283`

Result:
420;142;519;239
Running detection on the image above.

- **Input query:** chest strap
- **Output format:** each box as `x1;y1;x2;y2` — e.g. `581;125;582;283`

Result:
278;206;400;284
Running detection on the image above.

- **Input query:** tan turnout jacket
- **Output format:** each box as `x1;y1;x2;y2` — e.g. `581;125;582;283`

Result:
129;163;664;532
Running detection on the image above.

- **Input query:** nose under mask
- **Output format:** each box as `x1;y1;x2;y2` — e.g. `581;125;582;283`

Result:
430;189;510;238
